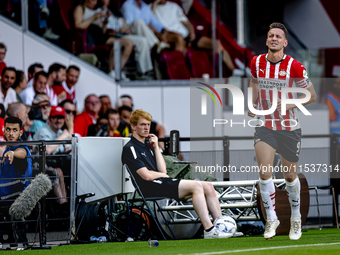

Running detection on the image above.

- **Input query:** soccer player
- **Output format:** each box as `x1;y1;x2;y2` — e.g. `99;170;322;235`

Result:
248;22;316;240
122;109;232;239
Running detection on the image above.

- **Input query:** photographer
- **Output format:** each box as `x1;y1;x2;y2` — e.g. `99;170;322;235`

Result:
28;93;51;133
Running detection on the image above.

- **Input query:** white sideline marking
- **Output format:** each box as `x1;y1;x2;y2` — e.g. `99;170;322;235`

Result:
181;242;340;255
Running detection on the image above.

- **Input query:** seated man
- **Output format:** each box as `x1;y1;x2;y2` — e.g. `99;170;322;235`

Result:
0;116;32;245
122;109;231;239
33;106;69;206
121;0;171;54
151;0;239;74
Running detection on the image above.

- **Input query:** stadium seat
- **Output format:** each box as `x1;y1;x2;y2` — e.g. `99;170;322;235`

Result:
159;50;191;79
185;46;213;78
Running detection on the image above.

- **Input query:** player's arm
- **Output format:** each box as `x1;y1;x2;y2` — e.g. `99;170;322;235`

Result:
149;133;167;173
279;84;316;111
248;76;258;117
136;166;169;181
2;148;27;164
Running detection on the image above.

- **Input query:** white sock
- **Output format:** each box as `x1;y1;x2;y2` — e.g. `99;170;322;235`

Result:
259;178;277;220
285;177;301;221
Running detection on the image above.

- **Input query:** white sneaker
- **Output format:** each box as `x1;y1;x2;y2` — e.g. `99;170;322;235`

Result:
121;71;130;81
232;69;245;76
40;5;50;19
43;28;60;40
263;219;280;239
108;70;116;80
204;227;233;239
289;219;302;240
157;42;170;54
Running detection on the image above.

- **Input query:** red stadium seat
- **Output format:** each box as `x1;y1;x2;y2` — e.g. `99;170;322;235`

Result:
160;50;191;79
185;46;213;78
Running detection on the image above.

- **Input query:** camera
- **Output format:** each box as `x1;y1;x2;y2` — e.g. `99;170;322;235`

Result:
28;107;43;121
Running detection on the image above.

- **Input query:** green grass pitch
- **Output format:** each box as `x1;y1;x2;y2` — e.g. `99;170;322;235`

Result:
18;228;340;254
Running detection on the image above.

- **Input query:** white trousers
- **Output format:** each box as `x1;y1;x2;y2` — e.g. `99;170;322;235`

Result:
124;34;153;73
128;19;159;49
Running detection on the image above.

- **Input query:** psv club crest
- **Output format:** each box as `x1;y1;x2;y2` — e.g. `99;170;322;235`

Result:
279;69;287;76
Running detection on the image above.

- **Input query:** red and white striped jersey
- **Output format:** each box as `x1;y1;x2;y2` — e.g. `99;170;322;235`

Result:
250;54;312;131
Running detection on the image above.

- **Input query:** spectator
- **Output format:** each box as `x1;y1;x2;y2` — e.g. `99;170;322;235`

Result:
74;94;101;137
33;106;69;205
54;65;80;104
12;70;28;103
26;62;44;87
87;114;108;136
7;102;30;140
0;42;7;80
19;63;44;101
28;93;51;133
20;71;49;106
99;94;112;118
117;94;165;148
117;105;132;137
100;0;154;77
59;99;76;134
89;108;121;137
0;67;17;110
73;0;134;79
47;63;66;106
151;0;238;74
7;102;29;128
121;0;173;54
326;76;340;144
106;108;122;137
0;116;32;245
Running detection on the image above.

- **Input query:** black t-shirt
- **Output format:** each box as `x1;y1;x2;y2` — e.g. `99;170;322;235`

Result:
122;136;158;190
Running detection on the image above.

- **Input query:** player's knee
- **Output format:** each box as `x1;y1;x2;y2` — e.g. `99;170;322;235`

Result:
132;19;144;27
193;181;204;193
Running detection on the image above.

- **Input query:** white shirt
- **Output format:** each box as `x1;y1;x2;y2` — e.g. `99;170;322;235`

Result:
0;87;17;110
27;78;34;88
19;86;35;106
152;2;189;38
45;85;58;106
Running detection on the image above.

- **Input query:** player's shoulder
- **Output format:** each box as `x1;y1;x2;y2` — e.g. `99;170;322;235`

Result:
286;55;305;68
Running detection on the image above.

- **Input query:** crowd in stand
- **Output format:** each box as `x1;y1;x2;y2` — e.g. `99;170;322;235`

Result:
1;0;245;80
0;41;166;218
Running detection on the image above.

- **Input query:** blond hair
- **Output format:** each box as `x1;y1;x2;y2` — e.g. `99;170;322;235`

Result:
130;109;152;126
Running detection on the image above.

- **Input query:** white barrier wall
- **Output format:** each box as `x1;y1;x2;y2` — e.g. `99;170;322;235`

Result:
77;137;133;202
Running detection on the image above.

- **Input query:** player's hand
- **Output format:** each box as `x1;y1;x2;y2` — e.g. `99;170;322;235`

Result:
2;151;14;164
248;104;257;117
148;134;158;147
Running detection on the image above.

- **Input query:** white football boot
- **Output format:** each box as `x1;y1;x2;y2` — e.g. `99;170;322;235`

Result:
289;218;302;240
263;219;280;239
204;227;233;239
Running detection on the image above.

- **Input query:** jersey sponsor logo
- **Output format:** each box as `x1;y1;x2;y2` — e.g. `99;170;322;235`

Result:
279;70;287;76
258;78;288;90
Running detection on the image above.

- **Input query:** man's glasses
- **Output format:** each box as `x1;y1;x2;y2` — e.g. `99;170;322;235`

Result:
86;101;100;105
39;103;50;109
65;109;77;116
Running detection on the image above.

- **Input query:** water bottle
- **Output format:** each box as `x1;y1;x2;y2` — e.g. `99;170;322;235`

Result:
148;239;159;247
